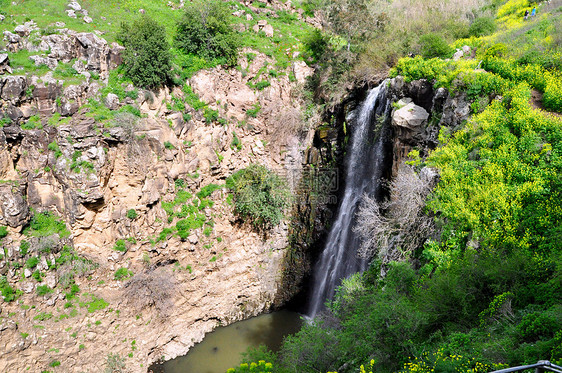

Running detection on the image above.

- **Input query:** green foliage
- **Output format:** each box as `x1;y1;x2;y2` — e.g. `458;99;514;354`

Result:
0;226;7;239
482;57;562;112
402;349;506;372
203;107;219;124
0;276;19;302
47;142;62;158
231;131;242;151
105;353;126;373
20;240;30;256
226;164;290;230
114;267;133;281
497;0;529;18
246;103;261;118
427;83;562;252
419;33;454;59
33;311;53;321
26;256;39;269
25;211;70;238
36;285;53;296
112;239;127;252
49;361;61;368
469;16;497;37
126;209;138;220
176;215;206;240
303;29;329;64
20;115;43;130
175;0;239;66
80;294;109;313
254;81;271;90
118;16;171;88
196;184;221;199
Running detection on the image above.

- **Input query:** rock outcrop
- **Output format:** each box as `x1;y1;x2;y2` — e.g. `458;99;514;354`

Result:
388;76;472;176
0;42;319;372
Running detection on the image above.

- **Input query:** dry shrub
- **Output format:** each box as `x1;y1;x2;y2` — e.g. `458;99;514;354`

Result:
265;102;307;147
354;163;438;264
123;268;175;318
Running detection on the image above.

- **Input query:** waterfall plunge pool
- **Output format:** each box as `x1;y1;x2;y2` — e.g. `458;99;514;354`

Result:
148;310;304;373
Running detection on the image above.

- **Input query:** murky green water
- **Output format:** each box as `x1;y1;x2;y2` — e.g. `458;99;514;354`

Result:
149;310;303;373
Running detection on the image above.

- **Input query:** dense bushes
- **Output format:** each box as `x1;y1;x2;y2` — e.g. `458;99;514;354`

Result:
175;0;239;66
226;164;290;230
419;33;454;59
469;16;497;36
118;16;171;88
24;211;70;238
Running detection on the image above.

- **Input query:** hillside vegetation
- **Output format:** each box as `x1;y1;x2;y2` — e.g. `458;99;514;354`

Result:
228;0;562;372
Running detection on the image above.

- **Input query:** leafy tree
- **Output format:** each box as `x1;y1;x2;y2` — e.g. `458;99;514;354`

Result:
321;0;379;54
175;0;239;66
118;16;171;88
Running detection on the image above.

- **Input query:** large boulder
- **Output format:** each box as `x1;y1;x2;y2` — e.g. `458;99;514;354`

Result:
0;184;29;228
392;102;429;130
0;75;27;104
0;54;10;74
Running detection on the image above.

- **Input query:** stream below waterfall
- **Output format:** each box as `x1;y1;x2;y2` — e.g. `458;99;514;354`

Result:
148;311;303;373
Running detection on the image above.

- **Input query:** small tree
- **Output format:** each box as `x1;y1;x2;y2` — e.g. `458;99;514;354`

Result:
175;0;239;65
226;164;290;230
419;33;453;59
118;16;171;88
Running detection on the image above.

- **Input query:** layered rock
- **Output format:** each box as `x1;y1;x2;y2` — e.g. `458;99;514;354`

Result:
0;46;319;373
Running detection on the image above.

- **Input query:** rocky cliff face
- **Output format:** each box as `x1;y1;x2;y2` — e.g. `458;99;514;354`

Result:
0;25;320;372
387;75;472;175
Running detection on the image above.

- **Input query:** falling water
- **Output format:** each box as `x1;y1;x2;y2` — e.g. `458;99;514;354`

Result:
308;81;391;318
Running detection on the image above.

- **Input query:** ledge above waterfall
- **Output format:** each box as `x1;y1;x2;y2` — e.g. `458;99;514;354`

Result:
392;101;429;129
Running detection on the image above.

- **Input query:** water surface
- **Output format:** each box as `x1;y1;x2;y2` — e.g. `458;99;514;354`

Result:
149;310;303;373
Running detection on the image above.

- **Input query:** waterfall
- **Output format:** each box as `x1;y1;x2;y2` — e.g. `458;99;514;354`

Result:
307;81;391;318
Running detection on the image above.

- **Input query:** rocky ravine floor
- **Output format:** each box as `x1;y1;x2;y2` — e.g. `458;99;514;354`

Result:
0;23;315;372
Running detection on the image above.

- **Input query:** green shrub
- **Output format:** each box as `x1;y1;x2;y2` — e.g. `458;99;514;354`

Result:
49;361;61;368
246;103;261;118
81;294;109;313
226;164;290;229
175;0;239;66
114;267;133;281
469;16;497;37
25;211;70;238
47;142;62;158
118;16;171;88
419;33;453;59
126;209;138;220
231;131;242;151
303;29;330;64
26;256;39;269
112;239;127;252
0;226;7;239
36;285;53;296
254;81;271;90
20;240;30;256
105;353;126;373
203;108;219;124
0;276;19;302
196;184;222;199
176;214;206;239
